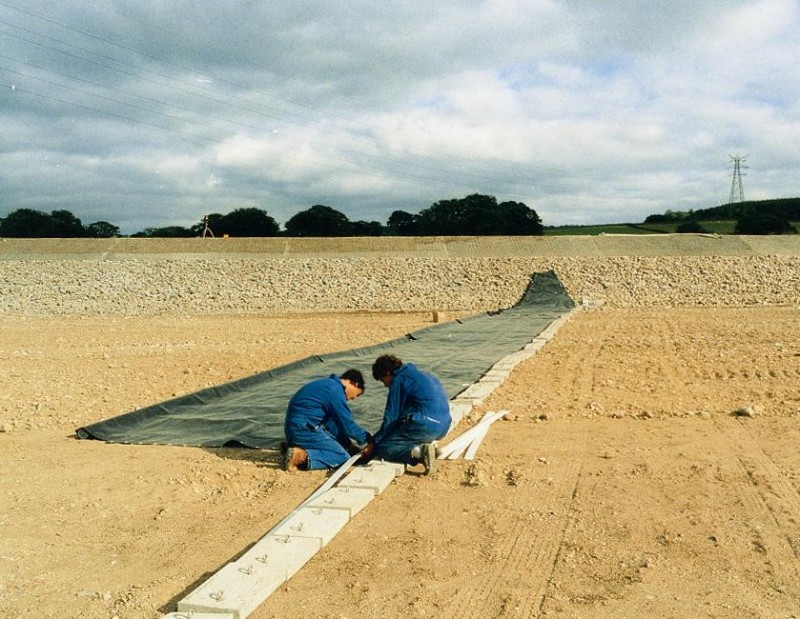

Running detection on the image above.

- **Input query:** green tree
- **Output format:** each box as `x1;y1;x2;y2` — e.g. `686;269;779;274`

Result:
735;211;796;235
50;210;87;237
86;221;121;238
350;220;384;236
675;220;708;233
285;204;353;236
386;210;419;236
0;208;53;237
496;200;543;235
415;194;494;235
218;207;279;237
0;208;89;237
414;194;543;236
131;226;194;238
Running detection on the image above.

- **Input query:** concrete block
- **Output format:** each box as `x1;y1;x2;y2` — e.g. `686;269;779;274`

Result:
482;368;510;381
490;360;516;372
451;394;483;408
269;506;350;547
338;463;397;495
523;338;547;353
177;559;284;619
479;376;503;387
306;486;375;517
235;533;319;580
538;315;571;340
457;380;500;401
366;460;406;477
490;354;528;372
500;350;531;366
449;400;473;426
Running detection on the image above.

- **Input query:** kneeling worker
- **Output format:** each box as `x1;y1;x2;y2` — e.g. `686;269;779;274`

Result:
370;354;451;475
282;369;373;471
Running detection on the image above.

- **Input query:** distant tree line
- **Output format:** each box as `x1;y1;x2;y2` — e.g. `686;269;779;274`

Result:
644;198;800;235
0;194;543;238
4;195;798;238
0;208;122;238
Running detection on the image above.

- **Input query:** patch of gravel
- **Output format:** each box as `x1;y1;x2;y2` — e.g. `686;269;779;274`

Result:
0;255;799;316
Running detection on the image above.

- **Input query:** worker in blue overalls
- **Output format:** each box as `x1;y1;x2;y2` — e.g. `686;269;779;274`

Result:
282;369;373;471
369;354;451;475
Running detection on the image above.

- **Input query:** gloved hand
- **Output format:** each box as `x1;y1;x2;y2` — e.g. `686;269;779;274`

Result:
357;433;375;464
348;432;374;457
361;436;375;459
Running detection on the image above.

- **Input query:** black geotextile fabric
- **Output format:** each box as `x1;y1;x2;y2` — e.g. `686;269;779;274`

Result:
75;271;575;448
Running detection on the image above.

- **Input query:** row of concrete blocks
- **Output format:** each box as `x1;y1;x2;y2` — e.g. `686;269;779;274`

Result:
447;311;578;421
161;308;578;619
163;460;405;619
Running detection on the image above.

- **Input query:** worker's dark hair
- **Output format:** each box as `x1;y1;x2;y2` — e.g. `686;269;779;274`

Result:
340;368;365;391
372;354;403;380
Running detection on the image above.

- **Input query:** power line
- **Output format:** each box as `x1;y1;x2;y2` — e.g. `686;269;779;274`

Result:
0;1;565;187
0;24;550;192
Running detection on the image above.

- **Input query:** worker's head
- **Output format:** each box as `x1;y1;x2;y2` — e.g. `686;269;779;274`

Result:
372;354;402;388
340;368;365;400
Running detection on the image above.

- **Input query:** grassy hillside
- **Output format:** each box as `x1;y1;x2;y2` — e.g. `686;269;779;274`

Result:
544;221;743;235
545;197;800;236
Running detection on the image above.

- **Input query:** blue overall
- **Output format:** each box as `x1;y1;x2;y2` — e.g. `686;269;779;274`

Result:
372;363;451;465
284;375;369;470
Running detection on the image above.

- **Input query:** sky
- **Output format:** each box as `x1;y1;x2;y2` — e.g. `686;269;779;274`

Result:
1;0;798;235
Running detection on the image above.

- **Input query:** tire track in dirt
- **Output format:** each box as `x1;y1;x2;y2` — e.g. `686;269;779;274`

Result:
714;416;800;585
505;458;584;619
495;314;604;618
439;454;584;619
439;325;602;619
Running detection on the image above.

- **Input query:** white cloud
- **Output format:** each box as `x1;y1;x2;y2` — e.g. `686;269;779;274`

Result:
0;0;797;233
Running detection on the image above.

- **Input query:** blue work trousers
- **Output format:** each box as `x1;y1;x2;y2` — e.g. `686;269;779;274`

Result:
372;415;450;465
285;418;352;470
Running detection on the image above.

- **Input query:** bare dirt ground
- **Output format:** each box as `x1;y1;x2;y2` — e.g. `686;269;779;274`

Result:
2;307;800;619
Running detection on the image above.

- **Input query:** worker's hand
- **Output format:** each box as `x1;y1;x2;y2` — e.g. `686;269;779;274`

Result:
357;435;375;464
360;439;375;459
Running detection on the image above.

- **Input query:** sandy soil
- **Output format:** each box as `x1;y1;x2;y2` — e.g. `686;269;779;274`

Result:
2;307;800;619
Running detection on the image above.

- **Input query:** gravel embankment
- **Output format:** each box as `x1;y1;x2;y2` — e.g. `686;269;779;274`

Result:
1;255;799;316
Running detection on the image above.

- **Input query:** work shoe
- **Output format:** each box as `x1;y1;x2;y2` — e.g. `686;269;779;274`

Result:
281;443;307;472
288;446;308;472
280;442;291;471
421;442;438;476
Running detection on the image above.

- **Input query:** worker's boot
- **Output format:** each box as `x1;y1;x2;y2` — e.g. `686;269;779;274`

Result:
281;444;309;471
289;446;308;471
421;442;438;476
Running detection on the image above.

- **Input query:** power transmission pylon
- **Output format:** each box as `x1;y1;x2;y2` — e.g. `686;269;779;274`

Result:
201;215;215;238
728;154;748;203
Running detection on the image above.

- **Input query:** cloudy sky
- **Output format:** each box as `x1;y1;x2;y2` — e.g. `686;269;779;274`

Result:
1;0;798;234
